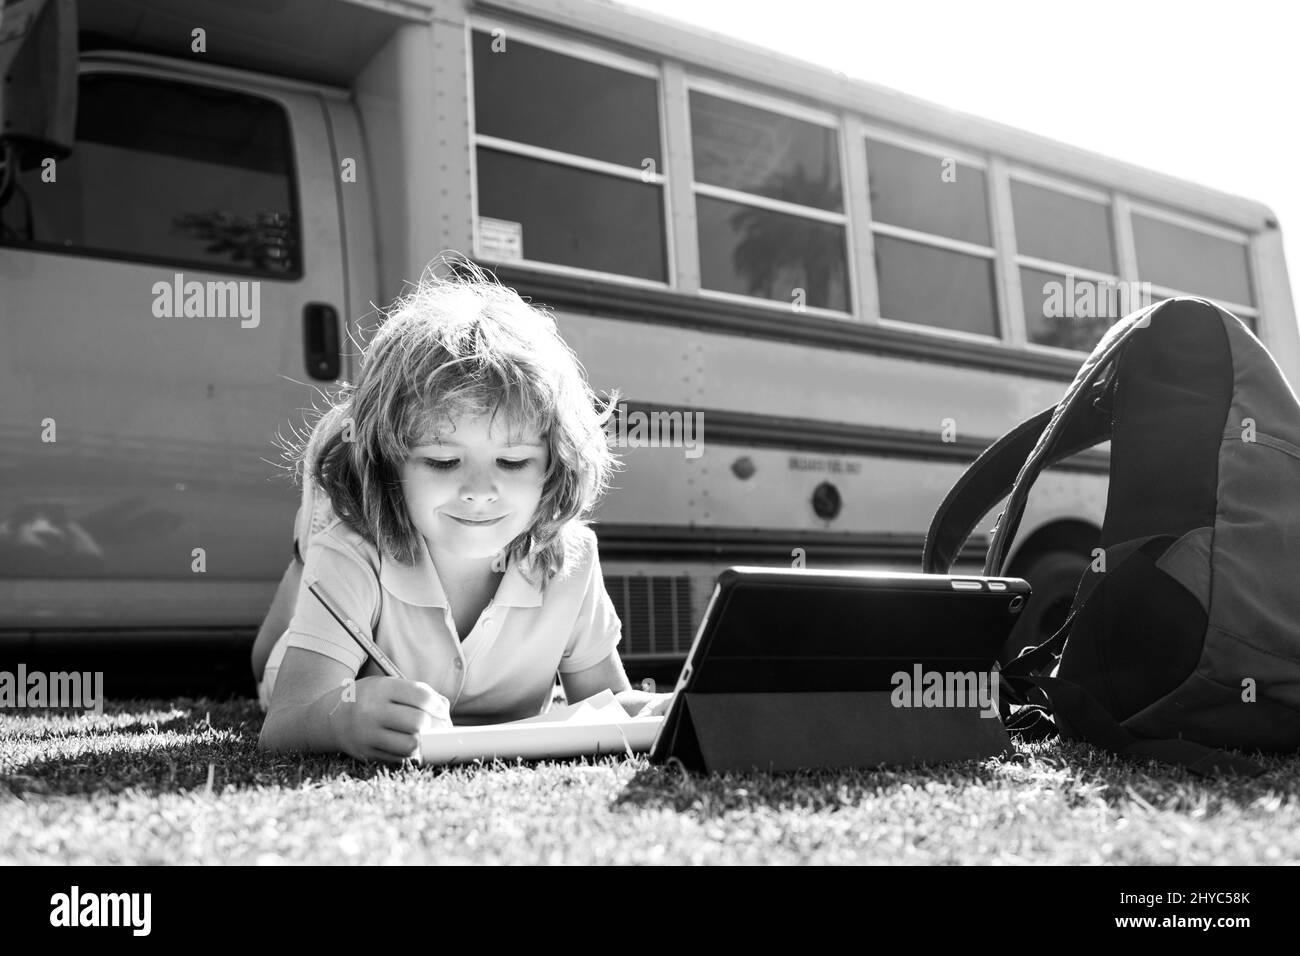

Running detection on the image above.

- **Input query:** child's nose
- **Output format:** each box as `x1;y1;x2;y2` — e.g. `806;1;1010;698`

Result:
459;463;499;501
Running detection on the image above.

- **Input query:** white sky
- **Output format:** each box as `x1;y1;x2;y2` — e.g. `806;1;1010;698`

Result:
620;0;1300;323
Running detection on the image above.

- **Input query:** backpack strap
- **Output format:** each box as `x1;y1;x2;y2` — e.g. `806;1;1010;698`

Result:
982;299;1166;576
921;303;1175;577
921;402;1111;574
924;299;1178;577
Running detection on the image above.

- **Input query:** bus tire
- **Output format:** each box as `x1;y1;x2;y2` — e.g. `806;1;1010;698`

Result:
1001;549;1089;666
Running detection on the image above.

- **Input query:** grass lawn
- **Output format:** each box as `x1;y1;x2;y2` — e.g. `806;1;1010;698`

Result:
2;697;1298;865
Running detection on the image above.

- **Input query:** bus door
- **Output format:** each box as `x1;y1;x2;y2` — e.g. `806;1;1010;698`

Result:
0;60;347;631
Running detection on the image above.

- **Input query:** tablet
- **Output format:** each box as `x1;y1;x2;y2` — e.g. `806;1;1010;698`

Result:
647;567;1031;770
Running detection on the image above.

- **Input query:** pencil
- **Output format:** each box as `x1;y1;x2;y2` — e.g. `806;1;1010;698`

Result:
306;580;408;680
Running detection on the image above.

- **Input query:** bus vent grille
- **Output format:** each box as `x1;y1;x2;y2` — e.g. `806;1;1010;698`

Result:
603;575;695;657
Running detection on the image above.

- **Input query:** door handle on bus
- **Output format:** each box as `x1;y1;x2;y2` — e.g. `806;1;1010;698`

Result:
303;302;340;380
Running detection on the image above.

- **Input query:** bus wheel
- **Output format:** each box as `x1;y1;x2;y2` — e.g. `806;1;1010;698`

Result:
1001;549;1088;667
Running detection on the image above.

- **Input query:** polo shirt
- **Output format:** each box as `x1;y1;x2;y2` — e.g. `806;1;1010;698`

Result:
265;482;624;725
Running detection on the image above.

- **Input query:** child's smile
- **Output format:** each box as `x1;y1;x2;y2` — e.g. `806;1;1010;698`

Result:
444;512;507;527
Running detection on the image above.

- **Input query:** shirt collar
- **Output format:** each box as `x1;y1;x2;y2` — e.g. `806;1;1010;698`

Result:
379;533;543;608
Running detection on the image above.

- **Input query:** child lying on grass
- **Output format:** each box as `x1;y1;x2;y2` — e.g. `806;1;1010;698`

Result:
253;256;672;762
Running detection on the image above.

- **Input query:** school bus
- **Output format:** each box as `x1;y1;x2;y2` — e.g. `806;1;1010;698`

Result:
1;0;1294;683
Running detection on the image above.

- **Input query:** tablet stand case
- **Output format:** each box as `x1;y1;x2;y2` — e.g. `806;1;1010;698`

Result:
664;690;1012;773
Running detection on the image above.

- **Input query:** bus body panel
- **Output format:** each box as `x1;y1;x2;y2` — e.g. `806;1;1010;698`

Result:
1252;228;1300;379
351;19;476;308
322;95;382;371
591;442;1105;540
555;311;1091;437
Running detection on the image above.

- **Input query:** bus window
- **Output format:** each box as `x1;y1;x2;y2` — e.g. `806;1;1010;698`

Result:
475;149;666;282
1133;211;1255;309
1012;179;1115;275
695;195;848;311
470;30;666;282
689;88;849;311
866;137;991;245
1019;266;1118;352
865;137;997;335
1013;176;1119;351
690;91;841;210
472;31;660;168
0;74;299;277
874;234;998;336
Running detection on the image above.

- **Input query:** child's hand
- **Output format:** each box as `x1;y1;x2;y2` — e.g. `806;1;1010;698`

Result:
616;690;674;718
329;676;452;763
636;693;674;717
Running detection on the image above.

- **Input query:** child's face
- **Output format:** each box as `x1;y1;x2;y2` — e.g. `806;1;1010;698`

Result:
401;409;549;562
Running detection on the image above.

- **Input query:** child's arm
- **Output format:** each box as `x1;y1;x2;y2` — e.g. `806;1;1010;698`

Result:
256;524;452;759
254;476;323;682
258;646;451;760
251;557;302;683
558;531;672;716
560;651;673;717
257;647;357;754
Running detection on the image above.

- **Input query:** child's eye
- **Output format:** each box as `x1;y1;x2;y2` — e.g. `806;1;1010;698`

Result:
420;457;530;471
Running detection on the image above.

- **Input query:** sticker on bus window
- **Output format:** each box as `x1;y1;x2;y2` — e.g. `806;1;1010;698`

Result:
476;217;523;261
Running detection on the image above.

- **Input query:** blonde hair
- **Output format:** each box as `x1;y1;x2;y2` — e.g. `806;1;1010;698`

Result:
278;254;622;590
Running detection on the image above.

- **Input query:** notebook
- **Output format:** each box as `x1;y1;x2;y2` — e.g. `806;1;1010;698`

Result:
418;689;663;765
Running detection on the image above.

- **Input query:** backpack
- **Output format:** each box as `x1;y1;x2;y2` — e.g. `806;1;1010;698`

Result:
923;296;1300;776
